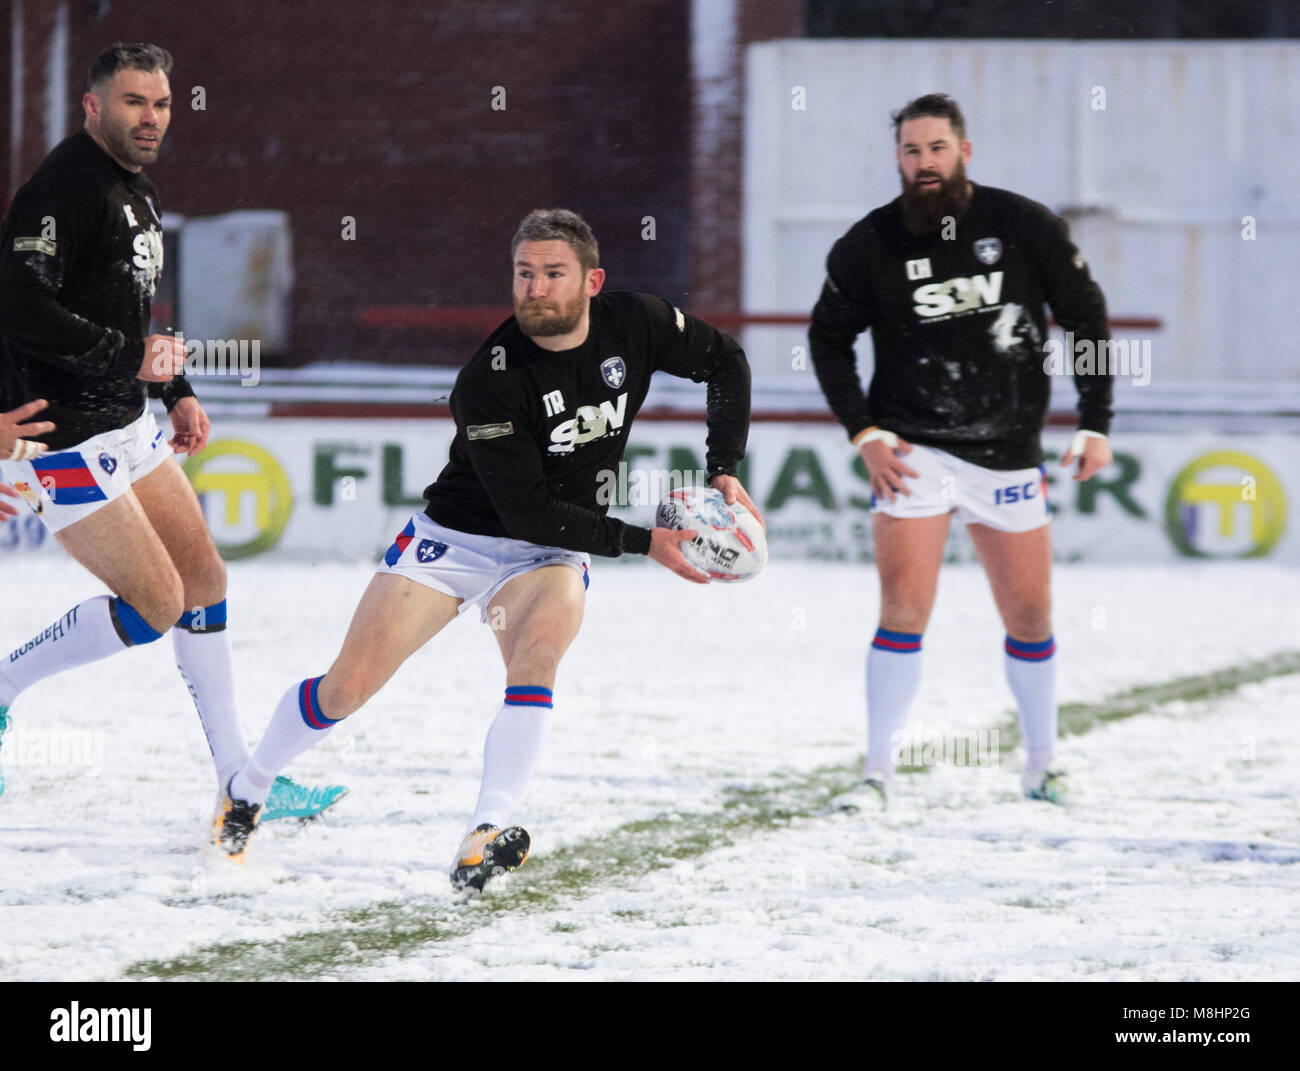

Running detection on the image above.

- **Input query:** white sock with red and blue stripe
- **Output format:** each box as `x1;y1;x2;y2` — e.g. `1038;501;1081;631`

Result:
231;676;339;805
1005;635;1057;772
865;628;923;781
0;595;163;706
468;685;553;833
174;600;249;788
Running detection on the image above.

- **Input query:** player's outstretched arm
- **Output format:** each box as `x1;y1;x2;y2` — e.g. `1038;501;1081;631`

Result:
641;297;752;488
648;525;709;584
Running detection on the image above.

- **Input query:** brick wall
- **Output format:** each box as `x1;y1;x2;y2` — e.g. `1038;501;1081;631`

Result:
3;1;70;204
4;0;804;365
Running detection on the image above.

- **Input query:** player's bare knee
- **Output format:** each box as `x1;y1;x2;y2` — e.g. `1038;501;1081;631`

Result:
1004;608;1052;642
879;599;932;634
131;590;185;635
506;642;563;686
184;554;227;606
123;572;185;634
156;589;187;633
528;626;573;662
316;670;371;719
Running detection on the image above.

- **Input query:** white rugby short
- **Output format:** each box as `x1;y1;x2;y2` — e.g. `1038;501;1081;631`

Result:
376;512;591;623
871;443;1051;532
0;409;173;534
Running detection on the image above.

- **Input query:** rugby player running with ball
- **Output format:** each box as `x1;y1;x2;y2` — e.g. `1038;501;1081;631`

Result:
213;209;762;891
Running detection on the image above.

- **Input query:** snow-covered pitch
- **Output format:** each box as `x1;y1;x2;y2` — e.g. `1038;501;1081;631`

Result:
0;556;1296;981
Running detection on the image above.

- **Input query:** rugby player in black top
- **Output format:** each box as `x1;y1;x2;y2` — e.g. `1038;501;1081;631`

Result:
809;94;1115;811
216;209;760;885
0;44;341;820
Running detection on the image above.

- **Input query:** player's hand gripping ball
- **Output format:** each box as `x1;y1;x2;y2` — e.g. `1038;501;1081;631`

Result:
655;485;768;582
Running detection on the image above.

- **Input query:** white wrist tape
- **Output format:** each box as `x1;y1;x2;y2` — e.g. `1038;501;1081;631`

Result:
853;427;899;449
1068;429;1107;456
8;438;46;462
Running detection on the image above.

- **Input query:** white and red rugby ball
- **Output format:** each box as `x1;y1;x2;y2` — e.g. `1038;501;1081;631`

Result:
655;485;768;582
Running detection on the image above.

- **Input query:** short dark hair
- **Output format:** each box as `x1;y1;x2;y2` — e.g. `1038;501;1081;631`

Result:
892;93;966;143
87;42;173;93
511;209;600;272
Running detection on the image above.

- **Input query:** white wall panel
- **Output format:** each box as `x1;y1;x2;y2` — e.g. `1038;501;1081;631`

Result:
744;40;1300;383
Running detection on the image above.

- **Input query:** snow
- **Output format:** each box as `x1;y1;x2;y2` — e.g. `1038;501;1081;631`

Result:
0;557;1296;980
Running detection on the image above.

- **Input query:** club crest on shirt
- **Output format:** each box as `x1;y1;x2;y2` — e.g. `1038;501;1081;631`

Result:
974;238;1002;265
99;453;118;476
416;539;448;563
600;356;626;389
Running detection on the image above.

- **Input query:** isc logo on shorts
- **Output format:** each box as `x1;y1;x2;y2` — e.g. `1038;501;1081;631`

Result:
993;481;1038;505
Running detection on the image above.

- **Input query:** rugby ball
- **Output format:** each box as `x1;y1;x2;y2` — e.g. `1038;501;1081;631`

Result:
655;485;767;582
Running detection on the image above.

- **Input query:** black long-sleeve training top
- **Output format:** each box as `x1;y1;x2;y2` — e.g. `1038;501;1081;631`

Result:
424;290;751;557
809;183;1113;469
0;131;192;450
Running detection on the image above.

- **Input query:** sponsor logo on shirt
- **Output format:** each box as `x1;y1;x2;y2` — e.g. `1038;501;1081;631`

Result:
912;271;1004;318
132;229;163;273
548;392;628;454
905;258;932;280
468;422;514;441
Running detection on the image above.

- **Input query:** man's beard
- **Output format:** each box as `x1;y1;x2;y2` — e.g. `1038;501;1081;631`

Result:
515;292;586;338
105;120;163;168
899;159;972;235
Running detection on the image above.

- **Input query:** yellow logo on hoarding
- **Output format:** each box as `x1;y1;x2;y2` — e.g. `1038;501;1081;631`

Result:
183;441;293;560
1165;451;1285;558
